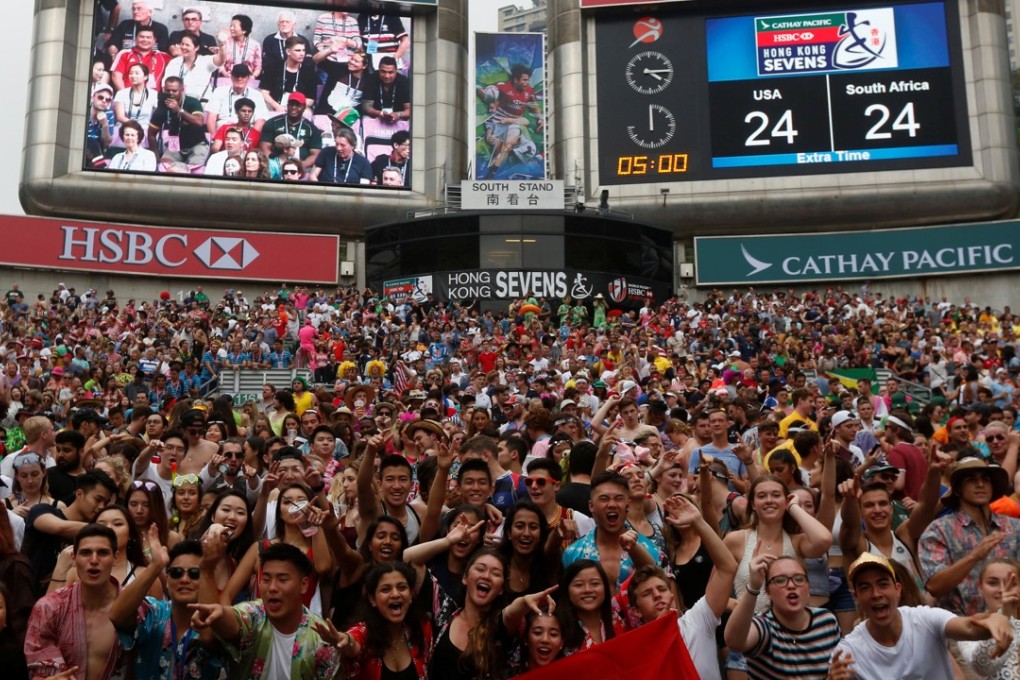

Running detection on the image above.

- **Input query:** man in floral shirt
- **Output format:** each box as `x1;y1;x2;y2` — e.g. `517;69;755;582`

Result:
110;534;222;680
190;543;344;680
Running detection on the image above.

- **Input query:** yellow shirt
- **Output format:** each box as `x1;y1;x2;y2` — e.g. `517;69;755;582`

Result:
294;390;315;417
778;411;817;438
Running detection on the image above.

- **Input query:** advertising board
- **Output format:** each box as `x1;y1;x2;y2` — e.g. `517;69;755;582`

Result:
594;1;969;185
0;215;340;283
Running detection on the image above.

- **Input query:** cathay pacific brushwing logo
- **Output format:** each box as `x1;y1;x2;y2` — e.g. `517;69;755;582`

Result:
741;244;773;276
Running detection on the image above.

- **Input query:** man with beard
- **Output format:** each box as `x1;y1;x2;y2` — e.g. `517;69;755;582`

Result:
48;430;87;506
199;437;260;505
21;472;117;585
562;470;660;593
25;525;124;680
110;536;222;680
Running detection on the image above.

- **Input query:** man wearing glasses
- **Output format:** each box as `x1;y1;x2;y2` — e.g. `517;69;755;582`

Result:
87;84;116;167
168;7;217;57
523;457;595;547
199;436;260;504
177;409;219;475
110;536;223;680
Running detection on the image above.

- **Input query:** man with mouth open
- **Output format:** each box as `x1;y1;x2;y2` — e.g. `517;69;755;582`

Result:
562;470;660;593
24;524;124;680
109;532;222;680
189;543;343;680
828;552;1014;680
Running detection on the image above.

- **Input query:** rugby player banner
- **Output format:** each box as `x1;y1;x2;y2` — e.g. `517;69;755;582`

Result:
474;32;547;181
518;614;699;679
0;214;340;283
694;219;1020;286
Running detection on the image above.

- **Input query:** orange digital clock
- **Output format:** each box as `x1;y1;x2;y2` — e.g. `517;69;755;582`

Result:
616;154;689;175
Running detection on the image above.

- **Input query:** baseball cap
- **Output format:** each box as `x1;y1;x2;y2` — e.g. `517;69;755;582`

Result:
847;552;897;586
831;410;858;428
287;91;307;106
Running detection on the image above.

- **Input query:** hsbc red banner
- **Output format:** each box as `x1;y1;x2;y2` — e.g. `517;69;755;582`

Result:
0;215;340;284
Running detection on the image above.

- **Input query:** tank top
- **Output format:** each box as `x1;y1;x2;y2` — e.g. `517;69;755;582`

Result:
866;533;921;586
381;501;421;544
733;529;795;613
672;542;713;610
381;662;417;680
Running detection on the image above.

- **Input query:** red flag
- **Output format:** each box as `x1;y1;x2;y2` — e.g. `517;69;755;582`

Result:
518;613;700;679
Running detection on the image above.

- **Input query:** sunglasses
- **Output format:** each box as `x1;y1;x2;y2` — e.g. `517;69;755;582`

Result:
221;451;244;459
987;434;1007;442
283;169;301;175
166;566;201;580
131;480;160;491
523;476;550;488
173;473;201;488
12;453;44;469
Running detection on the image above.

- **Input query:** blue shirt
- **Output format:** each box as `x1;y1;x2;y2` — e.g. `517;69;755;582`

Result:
117;597;222;680
688;443;748;492
562;527;663;590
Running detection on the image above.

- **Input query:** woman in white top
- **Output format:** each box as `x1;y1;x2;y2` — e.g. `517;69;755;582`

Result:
109;120;157;172
113;64;157;141
163;33;223;101
959;558;1020;680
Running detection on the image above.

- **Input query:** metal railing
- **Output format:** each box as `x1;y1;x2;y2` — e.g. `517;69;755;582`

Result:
207;368;314;406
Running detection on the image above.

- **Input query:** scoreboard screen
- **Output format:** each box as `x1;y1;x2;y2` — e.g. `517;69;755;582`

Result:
594;0;971;185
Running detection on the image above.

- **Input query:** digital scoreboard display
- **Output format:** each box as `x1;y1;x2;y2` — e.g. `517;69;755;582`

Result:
594;0;971;185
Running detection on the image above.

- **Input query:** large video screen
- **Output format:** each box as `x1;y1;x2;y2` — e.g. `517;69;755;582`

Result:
86;1;413;188
594;0;971;185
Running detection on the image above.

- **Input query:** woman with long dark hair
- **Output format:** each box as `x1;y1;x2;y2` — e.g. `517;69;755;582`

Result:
498;501;554;598
126;480;179;555
557;559;622;655
196;489;256;604
0;505;35;678
330;516;409;630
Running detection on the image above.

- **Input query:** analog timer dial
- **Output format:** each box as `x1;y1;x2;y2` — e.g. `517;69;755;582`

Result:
625;51;675;95
627;104;677;149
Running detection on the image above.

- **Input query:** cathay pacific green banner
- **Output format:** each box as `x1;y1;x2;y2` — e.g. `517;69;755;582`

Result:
694;220;1020;286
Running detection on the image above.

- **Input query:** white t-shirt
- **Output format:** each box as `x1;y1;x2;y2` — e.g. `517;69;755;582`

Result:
832;606;955;680
136;462;174;509
265;625;297;680
679;596;722;680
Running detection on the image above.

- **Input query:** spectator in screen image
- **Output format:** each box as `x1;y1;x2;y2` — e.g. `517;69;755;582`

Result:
162;33;223;102
371;129;410;186
260;94;322;170
113;63;158;137
205;127;247;176
313;10;362;76
361;56;411;124
267;134;303;179
357;14;410;71
380;166;404;187
148;76;208;168
260;36;317;115
168;6;217;57
280;158;305;182
311;126;371;186
317;50;367;117
110;25;170;92
205;64;269;137
210;98;260;154
261;10;312;77
86;84;116;167
107;0;170;57
242;150;270;180
478;63;542;179
222;155;243;178
217;14;261;80
109;121;157;172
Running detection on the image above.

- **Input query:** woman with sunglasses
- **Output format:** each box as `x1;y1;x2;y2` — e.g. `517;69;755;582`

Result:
171;473;205;539
127;480;180;555
5;452;53;518
223;482;333;616
724;550;841;680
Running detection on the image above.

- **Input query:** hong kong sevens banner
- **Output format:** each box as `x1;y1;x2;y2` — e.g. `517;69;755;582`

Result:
518;614;700;679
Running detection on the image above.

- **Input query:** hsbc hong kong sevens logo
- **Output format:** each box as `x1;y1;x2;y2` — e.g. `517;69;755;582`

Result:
833;10;894;70
194;237;260;270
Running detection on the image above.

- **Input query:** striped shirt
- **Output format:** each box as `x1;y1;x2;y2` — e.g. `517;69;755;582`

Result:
747;607;842;679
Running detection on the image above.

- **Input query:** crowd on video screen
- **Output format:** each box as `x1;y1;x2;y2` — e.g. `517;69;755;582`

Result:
86;1;413;187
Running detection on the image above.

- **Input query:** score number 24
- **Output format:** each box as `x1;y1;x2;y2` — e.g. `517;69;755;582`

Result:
744;102;919;146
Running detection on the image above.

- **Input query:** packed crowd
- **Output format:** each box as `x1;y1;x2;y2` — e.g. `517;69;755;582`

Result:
87;1;412;186
0;279;1019;680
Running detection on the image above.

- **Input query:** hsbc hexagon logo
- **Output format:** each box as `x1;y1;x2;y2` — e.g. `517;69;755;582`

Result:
608;277;627;304
194;237;260;270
